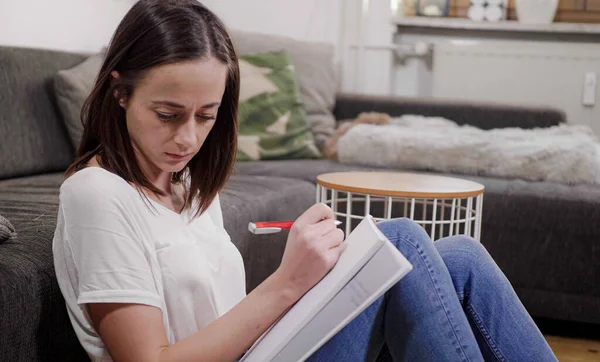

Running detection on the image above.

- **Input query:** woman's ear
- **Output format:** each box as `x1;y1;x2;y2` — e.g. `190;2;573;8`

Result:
110;70;120;83
110;71;127;108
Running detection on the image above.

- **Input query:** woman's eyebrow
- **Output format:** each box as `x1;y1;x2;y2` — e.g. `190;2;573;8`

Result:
200;102;221;109
151;100;220;109
151;100;185;108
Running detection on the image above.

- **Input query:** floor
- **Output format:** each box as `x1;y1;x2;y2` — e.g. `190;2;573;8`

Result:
545;336;600;361
538;319;600;362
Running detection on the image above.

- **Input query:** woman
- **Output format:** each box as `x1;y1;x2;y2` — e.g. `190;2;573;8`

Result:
52;1;557;361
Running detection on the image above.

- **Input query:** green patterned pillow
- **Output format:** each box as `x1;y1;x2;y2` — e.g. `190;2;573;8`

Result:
237;51;321;161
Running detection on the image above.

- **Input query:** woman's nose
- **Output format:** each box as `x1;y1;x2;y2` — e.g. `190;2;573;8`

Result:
173;116;197;148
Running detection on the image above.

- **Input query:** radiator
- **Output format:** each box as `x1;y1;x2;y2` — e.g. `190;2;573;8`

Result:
431;40;600;134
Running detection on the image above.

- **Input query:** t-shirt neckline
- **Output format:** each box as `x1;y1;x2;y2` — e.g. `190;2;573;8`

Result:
71;166;191;219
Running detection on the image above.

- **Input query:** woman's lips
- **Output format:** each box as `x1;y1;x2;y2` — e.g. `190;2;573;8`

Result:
165;152;191;161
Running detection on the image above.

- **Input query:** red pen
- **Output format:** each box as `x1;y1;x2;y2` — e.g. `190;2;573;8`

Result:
248;220;342;235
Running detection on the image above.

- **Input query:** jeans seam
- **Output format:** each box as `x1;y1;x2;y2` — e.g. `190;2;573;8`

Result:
390;233;471;362
465;302;507;362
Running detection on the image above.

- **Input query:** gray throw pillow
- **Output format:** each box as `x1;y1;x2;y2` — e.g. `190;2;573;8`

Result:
54;51;105;149
231;30;338;151
0;215;16;243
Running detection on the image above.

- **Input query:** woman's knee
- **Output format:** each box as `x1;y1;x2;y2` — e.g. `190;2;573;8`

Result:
436;236;489;259
435;235;499;277
377;218;433;250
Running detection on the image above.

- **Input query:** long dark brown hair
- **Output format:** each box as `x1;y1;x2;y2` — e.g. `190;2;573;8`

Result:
66;0;239;217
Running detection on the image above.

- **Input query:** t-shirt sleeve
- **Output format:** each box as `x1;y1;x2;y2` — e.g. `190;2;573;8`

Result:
60;184;161;308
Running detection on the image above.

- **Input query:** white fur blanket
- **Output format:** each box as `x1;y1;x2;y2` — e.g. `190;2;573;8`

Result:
337;115;600;185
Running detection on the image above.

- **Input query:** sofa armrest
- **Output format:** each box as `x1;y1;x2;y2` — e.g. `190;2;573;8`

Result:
333;93;566;130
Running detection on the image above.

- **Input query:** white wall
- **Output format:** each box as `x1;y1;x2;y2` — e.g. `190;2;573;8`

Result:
0;0;342;53
0;0;392;94
201;0;342;46
0;0;135;53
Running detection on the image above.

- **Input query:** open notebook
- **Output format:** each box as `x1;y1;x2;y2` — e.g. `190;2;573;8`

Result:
241;216;413;362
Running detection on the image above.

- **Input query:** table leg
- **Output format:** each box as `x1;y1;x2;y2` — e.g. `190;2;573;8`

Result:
316;184;321;204
466;197;473;237
431;199;438;241
474;194;484;242
346;192;353;236
449;198;457;236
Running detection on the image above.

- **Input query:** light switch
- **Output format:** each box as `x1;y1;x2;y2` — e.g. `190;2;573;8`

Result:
583;72;597;107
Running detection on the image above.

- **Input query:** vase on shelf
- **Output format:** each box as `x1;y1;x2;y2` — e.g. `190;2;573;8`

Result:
416;0;449;17
515;0;558;25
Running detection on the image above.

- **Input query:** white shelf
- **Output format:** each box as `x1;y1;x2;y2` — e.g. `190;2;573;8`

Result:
394;16;600;35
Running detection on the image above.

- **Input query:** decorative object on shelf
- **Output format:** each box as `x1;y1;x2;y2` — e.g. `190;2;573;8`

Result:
515;0;558;25
468;0;507;22
416;0;449;17
402;0;418;17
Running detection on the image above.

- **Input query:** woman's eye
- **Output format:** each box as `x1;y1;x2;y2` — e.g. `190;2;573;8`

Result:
198;115;216;122
156;112;177;121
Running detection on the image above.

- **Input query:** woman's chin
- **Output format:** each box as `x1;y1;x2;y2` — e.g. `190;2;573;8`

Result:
163;163;187;173
159;159;188;173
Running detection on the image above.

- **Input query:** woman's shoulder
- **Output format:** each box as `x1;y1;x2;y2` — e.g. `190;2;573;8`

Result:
59;167;136;209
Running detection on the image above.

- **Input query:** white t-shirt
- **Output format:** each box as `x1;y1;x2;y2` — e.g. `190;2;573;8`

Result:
52;167;246;361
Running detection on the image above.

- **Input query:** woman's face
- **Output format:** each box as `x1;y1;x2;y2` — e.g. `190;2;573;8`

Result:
118;57;228;175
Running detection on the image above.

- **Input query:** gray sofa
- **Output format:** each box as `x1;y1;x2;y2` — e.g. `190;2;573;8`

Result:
1;45;599;361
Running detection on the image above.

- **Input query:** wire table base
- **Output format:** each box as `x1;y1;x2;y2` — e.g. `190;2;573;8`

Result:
316;173;485;242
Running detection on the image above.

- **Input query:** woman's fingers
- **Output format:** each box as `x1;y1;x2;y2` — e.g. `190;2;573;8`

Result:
322;228;345;250
293;203;334;230
308;218;339;238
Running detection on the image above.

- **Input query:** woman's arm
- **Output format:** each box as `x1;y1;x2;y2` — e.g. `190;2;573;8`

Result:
89;269;298;362
89;203;345;362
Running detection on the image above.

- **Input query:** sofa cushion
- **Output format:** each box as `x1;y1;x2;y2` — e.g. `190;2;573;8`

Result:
54;51;105;149
231;30;337;151
237;51;320;161
0;47;83;180
0;173;87;361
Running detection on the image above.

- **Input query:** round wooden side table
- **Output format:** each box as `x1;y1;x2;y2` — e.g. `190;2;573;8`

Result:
316;172;485;242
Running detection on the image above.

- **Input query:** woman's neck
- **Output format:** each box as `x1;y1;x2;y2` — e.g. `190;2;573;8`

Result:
132;149;187;214
132;147;173;195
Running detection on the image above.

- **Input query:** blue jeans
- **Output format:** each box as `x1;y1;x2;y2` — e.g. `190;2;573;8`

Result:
307;218;557;362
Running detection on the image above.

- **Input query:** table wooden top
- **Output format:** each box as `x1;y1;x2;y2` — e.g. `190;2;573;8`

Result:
316;172;484;199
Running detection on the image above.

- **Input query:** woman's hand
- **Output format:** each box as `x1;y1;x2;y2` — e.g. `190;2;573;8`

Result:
275;203;346;300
